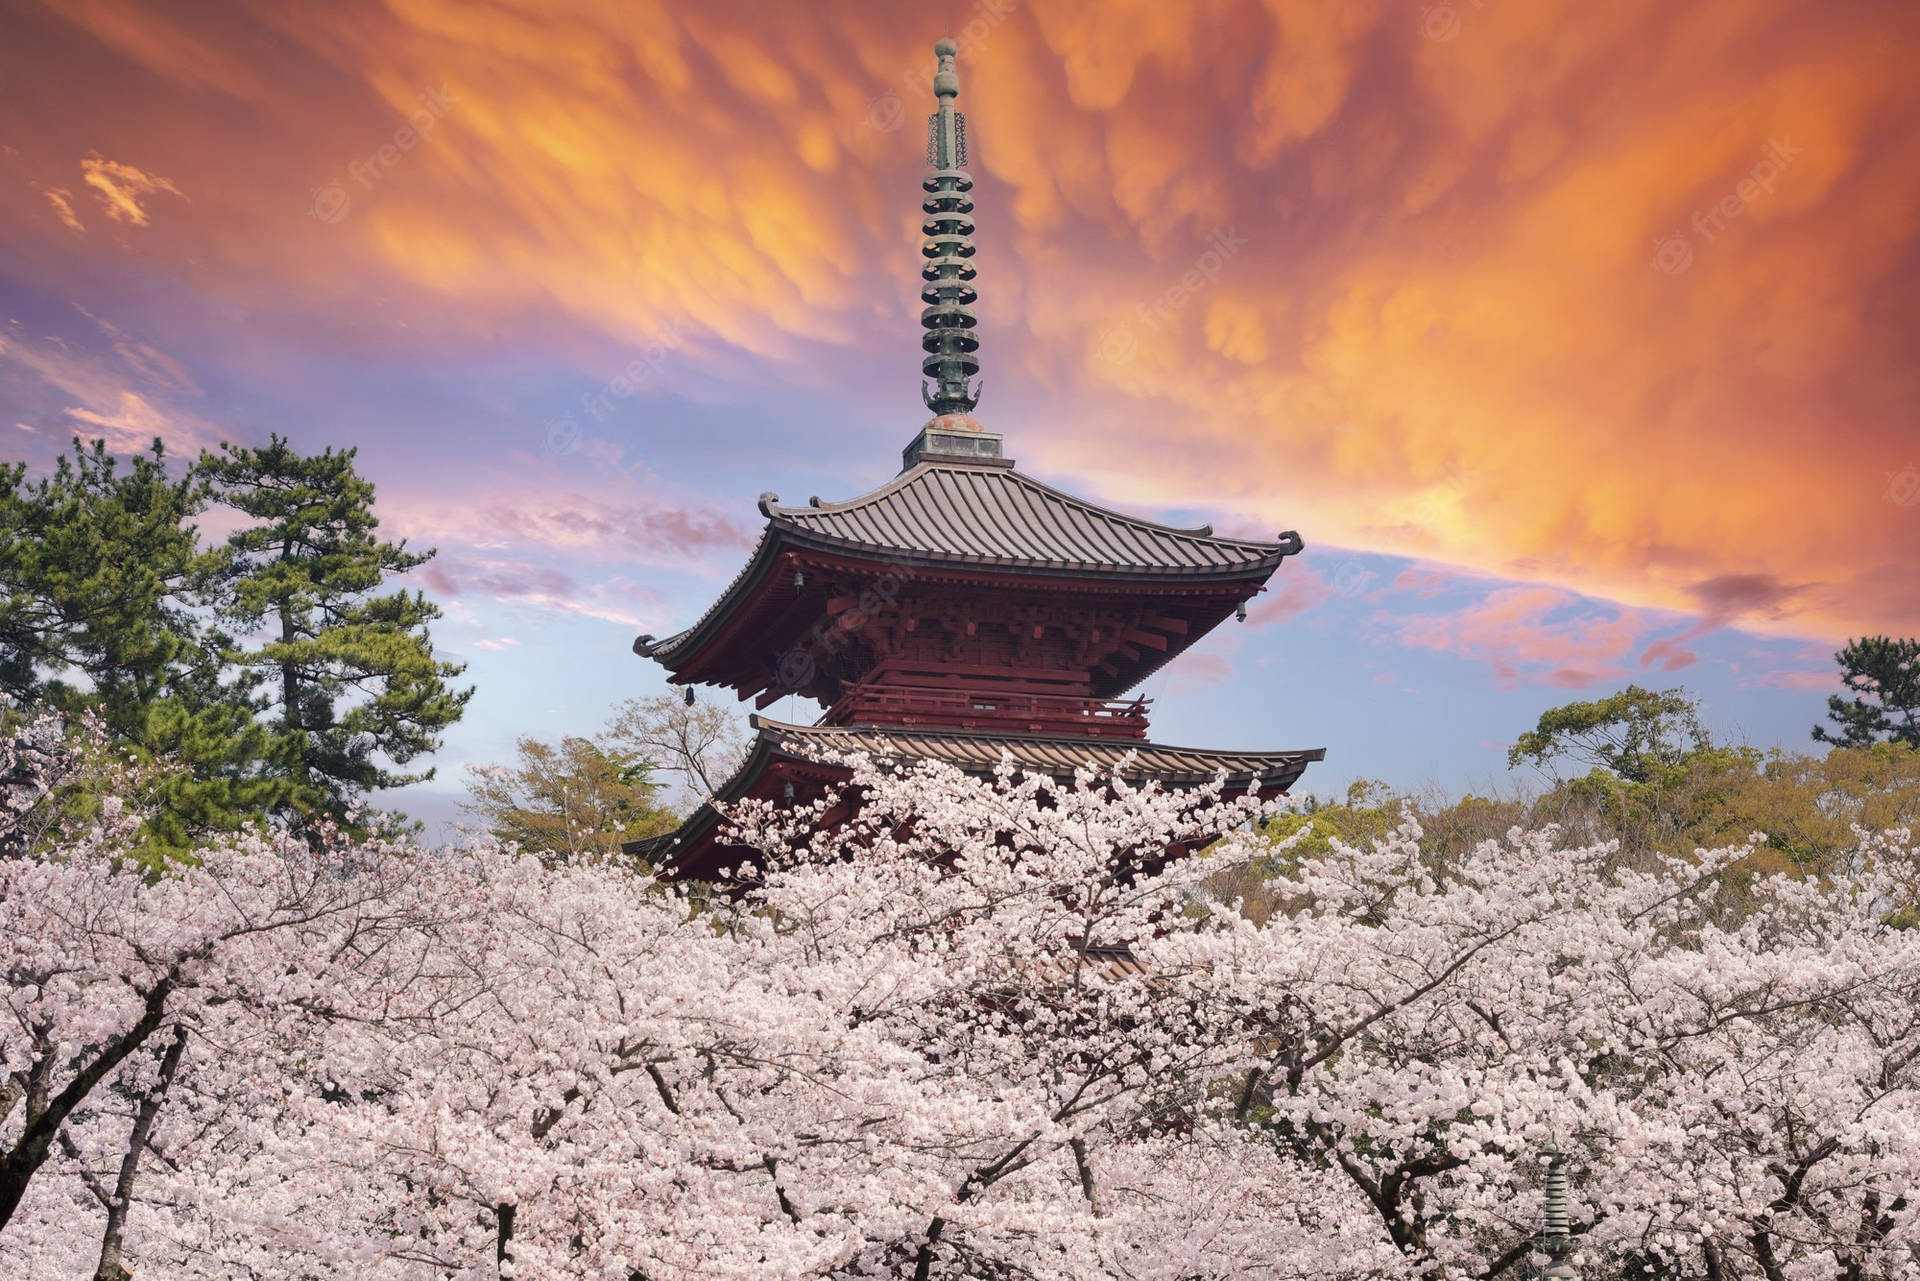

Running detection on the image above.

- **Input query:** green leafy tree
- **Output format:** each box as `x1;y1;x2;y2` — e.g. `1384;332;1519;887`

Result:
1814;635;1920;750
1261;779;1400;858
1507;684;1709;783
199;436;471;830
462;734;676;861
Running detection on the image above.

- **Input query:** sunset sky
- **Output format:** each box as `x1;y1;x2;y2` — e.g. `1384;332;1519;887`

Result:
2;0;1917;830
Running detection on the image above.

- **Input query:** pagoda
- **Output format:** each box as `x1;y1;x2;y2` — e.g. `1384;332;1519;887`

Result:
632;40;1322;879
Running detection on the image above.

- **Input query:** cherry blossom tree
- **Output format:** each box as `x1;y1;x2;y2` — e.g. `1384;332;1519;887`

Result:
0;718;433;1278
2;731;1916;1280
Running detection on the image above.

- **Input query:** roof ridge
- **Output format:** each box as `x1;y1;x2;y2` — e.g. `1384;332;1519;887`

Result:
996;468;1277;549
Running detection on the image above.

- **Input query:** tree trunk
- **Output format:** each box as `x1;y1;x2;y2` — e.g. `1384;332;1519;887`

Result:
278;594;301;767
91;1025;188;1281
911;1215;946;1281
495;1202;516;1277
0;980;173;1230
1070;1137;1100;1217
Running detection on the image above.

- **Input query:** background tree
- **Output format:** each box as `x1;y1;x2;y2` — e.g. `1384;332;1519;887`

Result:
198;435;471;830
1507;684;1709;783
605;690;747;809
1815;635;1920;749
461;733;676;860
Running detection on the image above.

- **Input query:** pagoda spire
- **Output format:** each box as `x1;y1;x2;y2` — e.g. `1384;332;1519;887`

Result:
920;37;981;417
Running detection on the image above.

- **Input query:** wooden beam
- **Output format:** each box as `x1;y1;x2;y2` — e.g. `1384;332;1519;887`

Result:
1142;614;1190;634
1123;628;1169;652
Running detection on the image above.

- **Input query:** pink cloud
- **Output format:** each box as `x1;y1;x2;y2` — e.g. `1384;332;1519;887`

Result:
417;558;661;629
0;324;215;455
422;559;576;602
1639;636;1698;671
1398;586;1640;689
396;495;753;560
1248;568;1333;626
1164;649;1233;696
1393;569;1452;598
1742;669;1838;691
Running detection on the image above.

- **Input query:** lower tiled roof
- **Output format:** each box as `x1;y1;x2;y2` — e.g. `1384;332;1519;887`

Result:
756;718;1323;786
630;717;1323;873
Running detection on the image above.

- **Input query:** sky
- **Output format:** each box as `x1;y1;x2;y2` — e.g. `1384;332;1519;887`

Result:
1;0;1917;834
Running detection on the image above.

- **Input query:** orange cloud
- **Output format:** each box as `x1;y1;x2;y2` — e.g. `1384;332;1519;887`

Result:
2;0;1914;645
39;187;84;232
79;153;185;225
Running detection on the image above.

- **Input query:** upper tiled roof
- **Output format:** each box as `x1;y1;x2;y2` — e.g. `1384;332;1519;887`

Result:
765;459;1295;576
636;457;1300;669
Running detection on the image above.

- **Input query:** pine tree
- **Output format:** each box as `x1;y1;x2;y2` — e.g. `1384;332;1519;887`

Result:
0;439;204;717
199;436;471;828
0;439;286;856
1814;635;1920;750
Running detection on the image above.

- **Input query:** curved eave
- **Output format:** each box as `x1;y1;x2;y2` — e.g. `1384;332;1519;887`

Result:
635;519;1299;676
633;527;783;666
